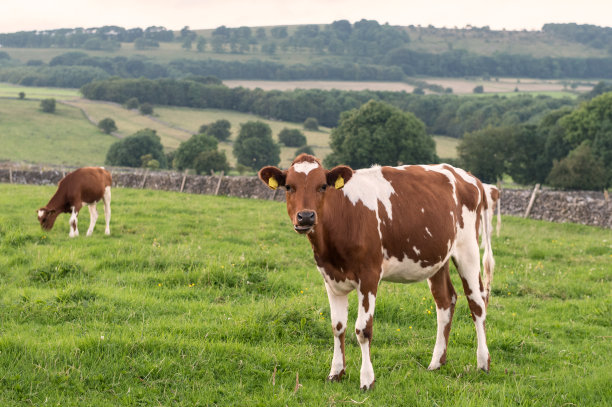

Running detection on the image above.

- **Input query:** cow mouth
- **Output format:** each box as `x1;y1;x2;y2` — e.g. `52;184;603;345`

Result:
294;225;313;234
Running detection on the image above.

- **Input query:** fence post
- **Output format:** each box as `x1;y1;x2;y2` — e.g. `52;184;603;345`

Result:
9;167;12;184
524;183;540;218
180;170;188;193
140;169;149;189
214;171;224;196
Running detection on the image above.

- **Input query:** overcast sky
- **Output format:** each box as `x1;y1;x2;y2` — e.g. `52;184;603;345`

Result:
2;0;611;33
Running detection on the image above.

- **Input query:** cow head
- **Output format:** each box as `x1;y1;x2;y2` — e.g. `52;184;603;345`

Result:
37;207;58;231
259;154;353;234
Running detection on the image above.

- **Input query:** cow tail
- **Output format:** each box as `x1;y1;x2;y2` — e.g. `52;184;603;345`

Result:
481;198;495;308
496;193;501;237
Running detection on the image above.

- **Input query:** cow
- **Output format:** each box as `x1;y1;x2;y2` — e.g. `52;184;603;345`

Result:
37;167;112;238
259;154;494;390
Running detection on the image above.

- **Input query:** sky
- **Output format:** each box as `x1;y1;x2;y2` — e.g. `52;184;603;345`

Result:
1;0;611;33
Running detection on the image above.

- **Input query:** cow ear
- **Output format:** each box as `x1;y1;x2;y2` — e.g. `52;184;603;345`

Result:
327;165;354;189
258;166;286;190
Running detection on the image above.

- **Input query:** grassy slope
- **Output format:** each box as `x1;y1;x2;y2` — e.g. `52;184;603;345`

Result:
1;85;457;167
0;98;115;166
0;184;610;406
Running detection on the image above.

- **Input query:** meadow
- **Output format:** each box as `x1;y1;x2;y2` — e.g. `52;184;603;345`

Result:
0;183;610;406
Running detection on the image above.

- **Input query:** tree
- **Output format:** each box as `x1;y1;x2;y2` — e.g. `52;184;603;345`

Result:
205;119;231;141
325;100;437;169
303;117;319;131
98;117;117;134
105;129;167;168
547;142;607;190
40;98;56;113
125;97;139;110
473;85;484;94
233;121;280;169
196;36;207;52
139;103;153;115
194;150;230;175
18;92;25;100
173;134;219;170
295;145;315;156
278;128;307;147
457;126;509;183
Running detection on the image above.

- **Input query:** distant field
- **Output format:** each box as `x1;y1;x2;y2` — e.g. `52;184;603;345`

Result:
0;184;610;405
0;98;114;166
433;136;459;160
0;83;80;99
223;78;589;96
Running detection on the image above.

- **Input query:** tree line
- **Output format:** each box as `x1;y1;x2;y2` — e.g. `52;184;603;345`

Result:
80;77;577;136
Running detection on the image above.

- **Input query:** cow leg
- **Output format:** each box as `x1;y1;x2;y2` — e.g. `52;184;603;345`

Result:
427;261;457;370
453;241;490;372
355;282;377;390
103;186;111;235
324;282;349;381
86;203;98;236
68;205;80;238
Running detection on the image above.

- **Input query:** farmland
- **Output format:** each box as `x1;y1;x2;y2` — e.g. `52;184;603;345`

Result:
0;184;610;406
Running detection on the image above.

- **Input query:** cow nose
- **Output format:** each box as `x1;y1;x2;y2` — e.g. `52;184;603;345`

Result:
297;211;316;226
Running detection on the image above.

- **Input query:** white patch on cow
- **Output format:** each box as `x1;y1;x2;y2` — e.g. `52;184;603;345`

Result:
453;166;479;188
293;160;320;175
325;282;349;379
381;252;451;283
356;290;376;389
68;206;79;238
103;186;111;235
421;208;425;213
342;166;395;220
425;227;433;237
428;303;452;370
317;266;356;296
37;209;45;218
413;246;421;256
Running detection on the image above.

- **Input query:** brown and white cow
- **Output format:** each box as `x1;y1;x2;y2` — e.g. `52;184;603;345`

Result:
37;167;112;238
259;154;494;390
483;183;501;238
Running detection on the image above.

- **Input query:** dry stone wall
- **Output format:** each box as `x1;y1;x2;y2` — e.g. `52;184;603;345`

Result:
1;166;609;228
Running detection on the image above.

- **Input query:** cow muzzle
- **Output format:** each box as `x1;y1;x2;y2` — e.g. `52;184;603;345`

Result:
295;210;316;233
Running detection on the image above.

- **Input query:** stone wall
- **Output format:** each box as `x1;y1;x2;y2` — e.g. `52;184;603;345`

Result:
1;166;609;228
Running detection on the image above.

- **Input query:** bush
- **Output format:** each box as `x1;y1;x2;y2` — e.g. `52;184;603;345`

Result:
194;150;230;175
98;117;117;134
139;103;153;115
233;121;280;168
18;92;25;99
40;98;56;113
278;128;307;147
105;129;167;168
473;85;484;94
303;117;319;131
547;142;607;190
125;97;139;110
173;134;219;170
205;119;231;141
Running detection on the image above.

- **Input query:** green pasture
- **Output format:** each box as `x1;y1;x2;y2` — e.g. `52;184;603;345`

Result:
0;184;610;406
0;99;114;166
0;83;80;100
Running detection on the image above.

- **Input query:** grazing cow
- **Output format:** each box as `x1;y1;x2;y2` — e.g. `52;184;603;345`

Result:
259;154;494;390
37;167;112;237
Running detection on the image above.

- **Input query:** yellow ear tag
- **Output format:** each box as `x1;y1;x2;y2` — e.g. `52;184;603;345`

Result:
335;175;344;189
268;177;278;190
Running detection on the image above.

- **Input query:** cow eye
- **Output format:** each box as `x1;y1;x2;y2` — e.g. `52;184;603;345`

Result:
285;185;294;193
319;184;328;192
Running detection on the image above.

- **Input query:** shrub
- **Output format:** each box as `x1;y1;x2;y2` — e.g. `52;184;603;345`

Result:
18;92;25;99
105;129;167;168
98;117;117;134
473;85;484;94
233;121;280;168
139;103;153;115
40;98;56;113
173;134;219;170
303;117;319;131
295;145;315;157
194;150;230;175
278;128;307;147
205;119;231;141
547;142;607;190
125;97;139;110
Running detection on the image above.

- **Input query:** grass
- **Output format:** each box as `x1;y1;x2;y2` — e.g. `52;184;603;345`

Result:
0;99;115;166
0;183;610;406
0;83;80;100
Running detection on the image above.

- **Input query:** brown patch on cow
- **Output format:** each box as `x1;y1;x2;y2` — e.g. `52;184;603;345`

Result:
429;262;457;366
379;166;457;267
328;369;345;382
336;322;343;332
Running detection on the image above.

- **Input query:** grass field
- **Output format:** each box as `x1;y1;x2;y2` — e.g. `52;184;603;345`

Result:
0;184;610;406
0;99;115;166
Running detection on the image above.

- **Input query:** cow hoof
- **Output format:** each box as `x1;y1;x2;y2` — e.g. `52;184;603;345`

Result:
360;380;375;391
327;370;345;382
427;363;441;371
